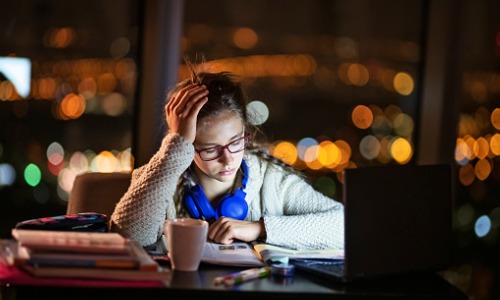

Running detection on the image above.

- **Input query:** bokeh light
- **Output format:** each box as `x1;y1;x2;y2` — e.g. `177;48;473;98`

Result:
458;163;475;186
60;93;86;119
102;92;126;116
313;176;337;198
474;215;491;238
110;37;131;58
491;108;500;130
272;141;298;165
457;203;475;227
318;140;342;168
393;72;414;95
0;163;16;186
359;135;380;160
389;137;412;164
297;137;318;161
233;27;258;49
24;163;42;187
247;100;269;125
474;159;491;181
91;150;118;173
393;113;414;137
351;105;373;129
490;133;500;155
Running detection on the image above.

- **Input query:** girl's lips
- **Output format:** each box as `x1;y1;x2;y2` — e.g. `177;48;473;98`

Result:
219;168;235;176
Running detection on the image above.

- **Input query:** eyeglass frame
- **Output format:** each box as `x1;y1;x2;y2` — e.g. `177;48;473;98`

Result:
194;135;249;161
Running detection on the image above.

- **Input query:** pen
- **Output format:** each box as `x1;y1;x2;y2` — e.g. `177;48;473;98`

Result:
221;266;271;286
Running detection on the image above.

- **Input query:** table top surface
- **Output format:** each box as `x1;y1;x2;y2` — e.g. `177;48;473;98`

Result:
1;261;468;300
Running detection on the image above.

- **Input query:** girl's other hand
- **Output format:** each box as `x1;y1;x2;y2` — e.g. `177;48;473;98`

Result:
208;217;266;245
165;84;208;143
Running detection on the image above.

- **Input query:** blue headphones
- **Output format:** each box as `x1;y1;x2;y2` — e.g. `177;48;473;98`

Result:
184;160;249;221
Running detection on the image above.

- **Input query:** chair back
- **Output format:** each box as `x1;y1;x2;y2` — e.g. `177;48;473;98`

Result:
67;172;132;219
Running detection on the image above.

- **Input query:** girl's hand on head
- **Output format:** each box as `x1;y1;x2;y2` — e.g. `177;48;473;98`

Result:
165;84;209;143
208;217;266;245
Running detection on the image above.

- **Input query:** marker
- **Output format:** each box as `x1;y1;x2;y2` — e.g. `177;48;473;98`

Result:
213;267;271;286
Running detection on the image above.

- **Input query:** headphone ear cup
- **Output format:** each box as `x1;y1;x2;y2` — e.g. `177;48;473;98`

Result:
184;185;216;220
215;189;248;220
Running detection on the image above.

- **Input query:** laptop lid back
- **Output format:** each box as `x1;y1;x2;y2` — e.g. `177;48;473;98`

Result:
343;164;452;281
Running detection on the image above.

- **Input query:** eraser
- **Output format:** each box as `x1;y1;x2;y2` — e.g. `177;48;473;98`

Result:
271;263;295;277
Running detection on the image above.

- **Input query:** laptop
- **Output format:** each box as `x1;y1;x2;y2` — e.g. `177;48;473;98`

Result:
292;164;453;282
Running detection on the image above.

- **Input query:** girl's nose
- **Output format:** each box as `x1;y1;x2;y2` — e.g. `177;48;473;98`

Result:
219;148;235;164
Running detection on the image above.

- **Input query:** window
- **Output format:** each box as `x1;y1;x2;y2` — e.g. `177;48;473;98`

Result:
0;0;140;237
181;0;425;198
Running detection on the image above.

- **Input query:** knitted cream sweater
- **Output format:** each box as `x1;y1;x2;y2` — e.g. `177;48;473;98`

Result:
110;133;344;250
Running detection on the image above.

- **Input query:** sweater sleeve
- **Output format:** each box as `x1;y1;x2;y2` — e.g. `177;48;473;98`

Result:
109;133;194;247
262;167;344;250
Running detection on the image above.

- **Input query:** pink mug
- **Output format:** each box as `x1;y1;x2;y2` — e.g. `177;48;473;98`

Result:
164;218;208;271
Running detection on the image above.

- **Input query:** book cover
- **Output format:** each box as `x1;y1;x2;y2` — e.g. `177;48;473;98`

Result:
20;264;171;282
11;229;129;254
22;241;158;271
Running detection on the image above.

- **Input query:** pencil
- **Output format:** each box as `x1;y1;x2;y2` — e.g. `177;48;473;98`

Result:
223;267;271;286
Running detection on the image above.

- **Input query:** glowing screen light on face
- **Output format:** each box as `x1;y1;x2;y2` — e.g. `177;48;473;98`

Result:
0;57;31;98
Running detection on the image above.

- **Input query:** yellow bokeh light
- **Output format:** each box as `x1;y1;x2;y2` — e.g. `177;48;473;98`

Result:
455;138;471;164
60;93;86;119
351;105;373;129
347;63;369;86
92;150;118;173
474;159;491;181
318;141;342;168
474;137;489;159
390;137;413;164
272;141;298;166
305;159;323;170
490;133;500;155
335;140;351;165
492;108;500;130
393;72;414;96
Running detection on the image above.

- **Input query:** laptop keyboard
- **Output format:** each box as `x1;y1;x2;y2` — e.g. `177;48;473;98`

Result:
292;259;345;275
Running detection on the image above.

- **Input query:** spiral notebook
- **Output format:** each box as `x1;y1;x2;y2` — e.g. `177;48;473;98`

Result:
292;164;453;282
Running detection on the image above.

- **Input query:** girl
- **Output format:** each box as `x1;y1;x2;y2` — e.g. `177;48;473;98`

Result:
110;71;344;250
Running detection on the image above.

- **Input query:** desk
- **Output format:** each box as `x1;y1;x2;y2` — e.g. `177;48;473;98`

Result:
1;263;468;300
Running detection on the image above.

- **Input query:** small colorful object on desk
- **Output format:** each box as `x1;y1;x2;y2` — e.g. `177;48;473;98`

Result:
213;266;272;286
271;262;295;277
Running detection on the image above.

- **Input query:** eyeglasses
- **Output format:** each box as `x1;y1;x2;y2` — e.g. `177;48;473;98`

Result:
195;135;248;161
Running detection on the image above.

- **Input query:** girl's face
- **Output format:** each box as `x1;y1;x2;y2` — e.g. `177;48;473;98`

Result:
193;112;245;185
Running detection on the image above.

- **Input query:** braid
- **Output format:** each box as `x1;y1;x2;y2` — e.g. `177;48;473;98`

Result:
173;174;190;218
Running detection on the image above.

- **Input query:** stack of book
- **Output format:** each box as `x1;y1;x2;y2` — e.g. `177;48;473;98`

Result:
4;229;170;281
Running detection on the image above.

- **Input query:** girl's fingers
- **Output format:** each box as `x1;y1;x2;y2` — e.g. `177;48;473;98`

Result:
172;85;207;115
181;89;208;117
